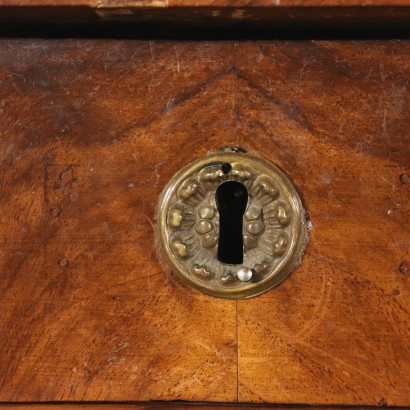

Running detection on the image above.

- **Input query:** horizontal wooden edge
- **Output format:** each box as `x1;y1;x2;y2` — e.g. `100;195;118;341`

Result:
0;0;410;8
0;404;405;409
0;4;409;38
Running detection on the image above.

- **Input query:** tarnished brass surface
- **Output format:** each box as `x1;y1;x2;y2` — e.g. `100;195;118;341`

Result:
157;151;308;299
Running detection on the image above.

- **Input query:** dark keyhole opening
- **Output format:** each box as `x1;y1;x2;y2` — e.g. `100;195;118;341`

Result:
216;181;248;264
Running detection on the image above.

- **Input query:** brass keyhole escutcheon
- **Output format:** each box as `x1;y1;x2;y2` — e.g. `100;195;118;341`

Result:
157;151;308;299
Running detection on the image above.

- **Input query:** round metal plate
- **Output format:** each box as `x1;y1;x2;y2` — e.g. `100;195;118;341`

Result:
157;151;308;299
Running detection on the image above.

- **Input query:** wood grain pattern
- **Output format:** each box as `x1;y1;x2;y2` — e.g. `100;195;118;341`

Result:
236;41;410;406
0;40;238;403
0;39;409;406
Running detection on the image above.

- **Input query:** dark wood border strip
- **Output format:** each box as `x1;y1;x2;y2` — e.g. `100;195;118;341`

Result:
0;403;405;409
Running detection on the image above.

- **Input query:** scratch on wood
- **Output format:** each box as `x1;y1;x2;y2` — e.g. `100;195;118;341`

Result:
149;40;154;61
146;324;177;350
174;46;180;73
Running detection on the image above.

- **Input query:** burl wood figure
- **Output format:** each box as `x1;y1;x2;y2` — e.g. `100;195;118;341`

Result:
0;38;409;408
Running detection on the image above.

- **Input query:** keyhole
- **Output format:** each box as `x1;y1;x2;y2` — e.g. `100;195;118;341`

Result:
216;181;248;264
